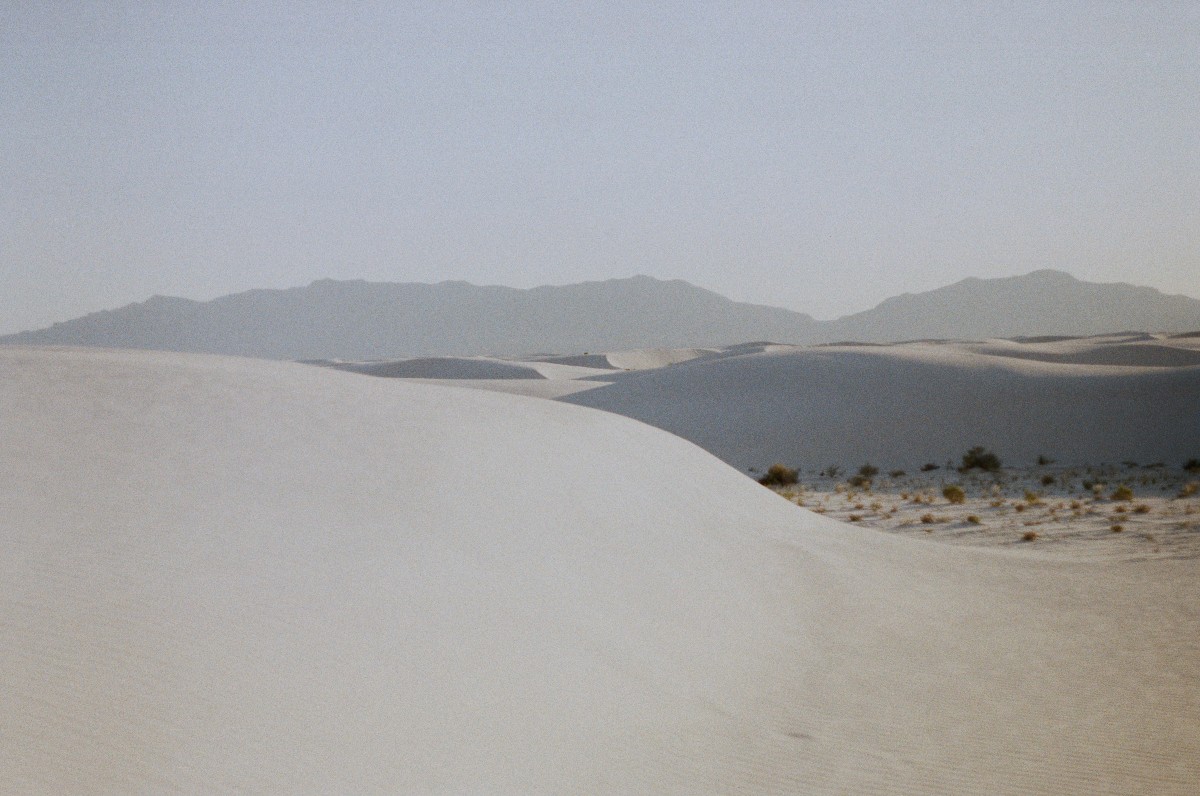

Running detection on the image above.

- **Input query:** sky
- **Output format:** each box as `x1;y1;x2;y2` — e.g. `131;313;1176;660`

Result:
2;1;1198;334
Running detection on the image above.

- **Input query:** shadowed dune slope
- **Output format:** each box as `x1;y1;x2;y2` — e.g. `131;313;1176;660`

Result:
321;356;546;379
2;347;1197;793
561;343;1200;470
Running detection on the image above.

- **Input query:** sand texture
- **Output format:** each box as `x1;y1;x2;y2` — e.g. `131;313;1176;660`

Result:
3;346;1198;793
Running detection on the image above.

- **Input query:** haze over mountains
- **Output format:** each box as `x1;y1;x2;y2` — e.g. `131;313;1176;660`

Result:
4;269;1199;360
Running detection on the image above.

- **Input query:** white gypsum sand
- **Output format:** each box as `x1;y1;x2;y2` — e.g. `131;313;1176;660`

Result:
2;346;1198;793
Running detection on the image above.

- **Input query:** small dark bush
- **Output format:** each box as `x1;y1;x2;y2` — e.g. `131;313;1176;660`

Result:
942;484;966;504
758;464;799;487
1111;485;1134;501
858;463;879;479
1021;530;1038;542
1184;458;1200;473
847;474;871;488
920;463;940;472
1036;455;1055;466
1041;474;1055;486
889;469;905;478
821;465;841;478
960;446;1001;473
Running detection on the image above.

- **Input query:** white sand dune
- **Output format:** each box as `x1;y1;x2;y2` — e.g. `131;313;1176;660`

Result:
320;355;547;379
965;335;1200;368
3;347;1198;793
408;376;610;399
532;347;721;371
562;338;1200;471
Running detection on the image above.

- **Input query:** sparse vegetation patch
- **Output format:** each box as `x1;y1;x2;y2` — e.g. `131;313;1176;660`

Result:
758;464;799;487
959;446;1001;473
768;459;1196;560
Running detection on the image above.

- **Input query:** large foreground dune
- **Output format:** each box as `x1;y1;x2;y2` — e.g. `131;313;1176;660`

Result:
2;347;1197;793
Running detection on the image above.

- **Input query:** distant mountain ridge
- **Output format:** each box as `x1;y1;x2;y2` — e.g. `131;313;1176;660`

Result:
0;276;816;360
821;269;1200;342
3;270;1199;359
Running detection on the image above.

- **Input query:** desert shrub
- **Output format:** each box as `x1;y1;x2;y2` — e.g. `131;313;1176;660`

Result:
847;474;871;488
1179;482;1199;498
1021;531;1038;542
848;514;862;522
960;446;1001;473
966;514;981;524
1014;503;1026;513
1113;505;1127;514
920;463;940;472
1185;458;1200;473
858;463;879;479
1133;504;1150;514
920;513;935;524
1110;524;1124;533
1111;485;1134;501
758;464;799;487
1036;455;1055;466
942;484;966;504
1041;474;1055;486
889;469;905;478
821;465;842;478
1024;490;1042;504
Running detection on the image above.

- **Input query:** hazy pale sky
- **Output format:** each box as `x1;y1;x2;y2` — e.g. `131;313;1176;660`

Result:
3;1;1198;334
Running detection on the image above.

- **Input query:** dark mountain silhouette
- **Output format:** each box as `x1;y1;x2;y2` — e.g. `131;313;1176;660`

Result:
3;270;1198;359
0;276;816;359
820;269;1200;341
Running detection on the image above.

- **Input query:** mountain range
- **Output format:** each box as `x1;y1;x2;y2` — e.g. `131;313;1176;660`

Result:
4;269;1198;360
